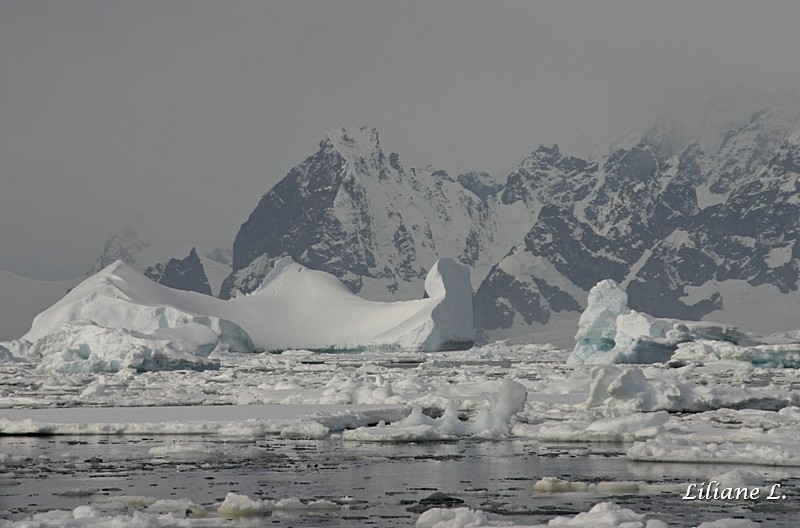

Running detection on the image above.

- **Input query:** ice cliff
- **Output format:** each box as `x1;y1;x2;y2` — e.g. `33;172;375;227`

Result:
568;279;748;364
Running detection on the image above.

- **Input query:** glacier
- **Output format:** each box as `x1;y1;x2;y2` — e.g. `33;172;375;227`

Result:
13;256;474;372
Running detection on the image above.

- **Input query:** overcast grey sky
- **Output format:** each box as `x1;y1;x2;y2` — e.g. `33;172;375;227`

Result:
2;1;800;279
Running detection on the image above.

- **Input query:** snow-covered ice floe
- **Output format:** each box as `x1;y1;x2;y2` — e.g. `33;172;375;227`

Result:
2;342;800;525
567;279;786;365
671;339;800;368
342;378;527;441
0;403;408;437
627;406;800;466
9;256;473;372
0;498;759;527
415;501;758;527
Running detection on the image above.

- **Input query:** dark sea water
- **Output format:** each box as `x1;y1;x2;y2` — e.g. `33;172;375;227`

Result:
2;435;798;526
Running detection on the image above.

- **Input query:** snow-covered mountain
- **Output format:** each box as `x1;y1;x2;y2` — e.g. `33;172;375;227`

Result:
478;103;800;344
70;99;800;348
220;126;512;300
144;247;213;296
90;224;232;297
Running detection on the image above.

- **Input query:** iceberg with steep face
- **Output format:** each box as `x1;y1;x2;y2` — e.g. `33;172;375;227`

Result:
569;279;747;364
21;257;473;372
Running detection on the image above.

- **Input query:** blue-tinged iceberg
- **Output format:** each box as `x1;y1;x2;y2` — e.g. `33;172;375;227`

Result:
568;279;749;365
16;257;473;372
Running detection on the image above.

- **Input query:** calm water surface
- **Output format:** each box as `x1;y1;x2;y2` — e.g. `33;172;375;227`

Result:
2;435;798;526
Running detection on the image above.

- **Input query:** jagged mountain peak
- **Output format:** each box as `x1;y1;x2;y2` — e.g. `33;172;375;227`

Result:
318;125;388;174
90;225;150;275
456;171;502;201
323;125;380;152
501;143;597;209
144;246;212;296
221;125;504;301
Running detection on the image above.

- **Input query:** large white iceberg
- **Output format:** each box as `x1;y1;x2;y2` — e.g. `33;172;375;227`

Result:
569;279;748;364
228;256;474;352
20;257;473;372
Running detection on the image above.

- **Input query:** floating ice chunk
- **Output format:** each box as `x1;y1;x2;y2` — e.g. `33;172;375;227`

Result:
584;366;689;412
343;379;527;442
146;498;207;517
416;501;670;527
414;506;496;528
148;443;221;463
274;497;339;510
672;340;800;368
696;520;759;528
628;436;800;466
217;493;339;518
536;411;669;443
580;365;793;413
532;476;589;493
218;492;273;518
569;279;746;365
708;469;765;489
532;477;683;496
321;374;399;404
279;420;329;439
72;505;102;519
543;501;669;527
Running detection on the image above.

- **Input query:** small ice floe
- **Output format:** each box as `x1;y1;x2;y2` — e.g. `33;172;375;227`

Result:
148;442;273;464
532;476;684;495
524;410;670;443
217;492;273;518
145;498;207;517
342;378;527;442
415;501;674;527
581;365;795;413
672;339;800;368
416;500;762;527
279;420;330;439
216;492;341;519
2;504;233;527
414;506;496;527
627;435;800;466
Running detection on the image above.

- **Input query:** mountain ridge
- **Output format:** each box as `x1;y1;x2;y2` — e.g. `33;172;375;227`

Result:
81;102;800;348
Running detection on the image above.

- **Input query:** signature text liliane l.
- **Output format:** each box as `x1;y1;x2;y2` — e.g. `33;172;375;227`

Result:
682;481;786;501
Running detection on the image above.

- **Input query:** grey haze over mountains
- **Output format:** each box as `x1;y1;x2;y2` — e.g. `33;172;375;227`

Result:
92;100;800;346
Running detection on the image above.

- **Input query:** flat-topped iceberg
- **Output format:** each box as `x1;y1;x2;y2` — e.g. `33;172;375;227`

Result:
569;279;749;364
18;257;473;372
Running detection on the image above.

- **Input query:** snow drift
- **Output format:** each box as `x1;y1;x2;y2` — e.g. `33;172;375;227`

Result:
19;257;473;371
